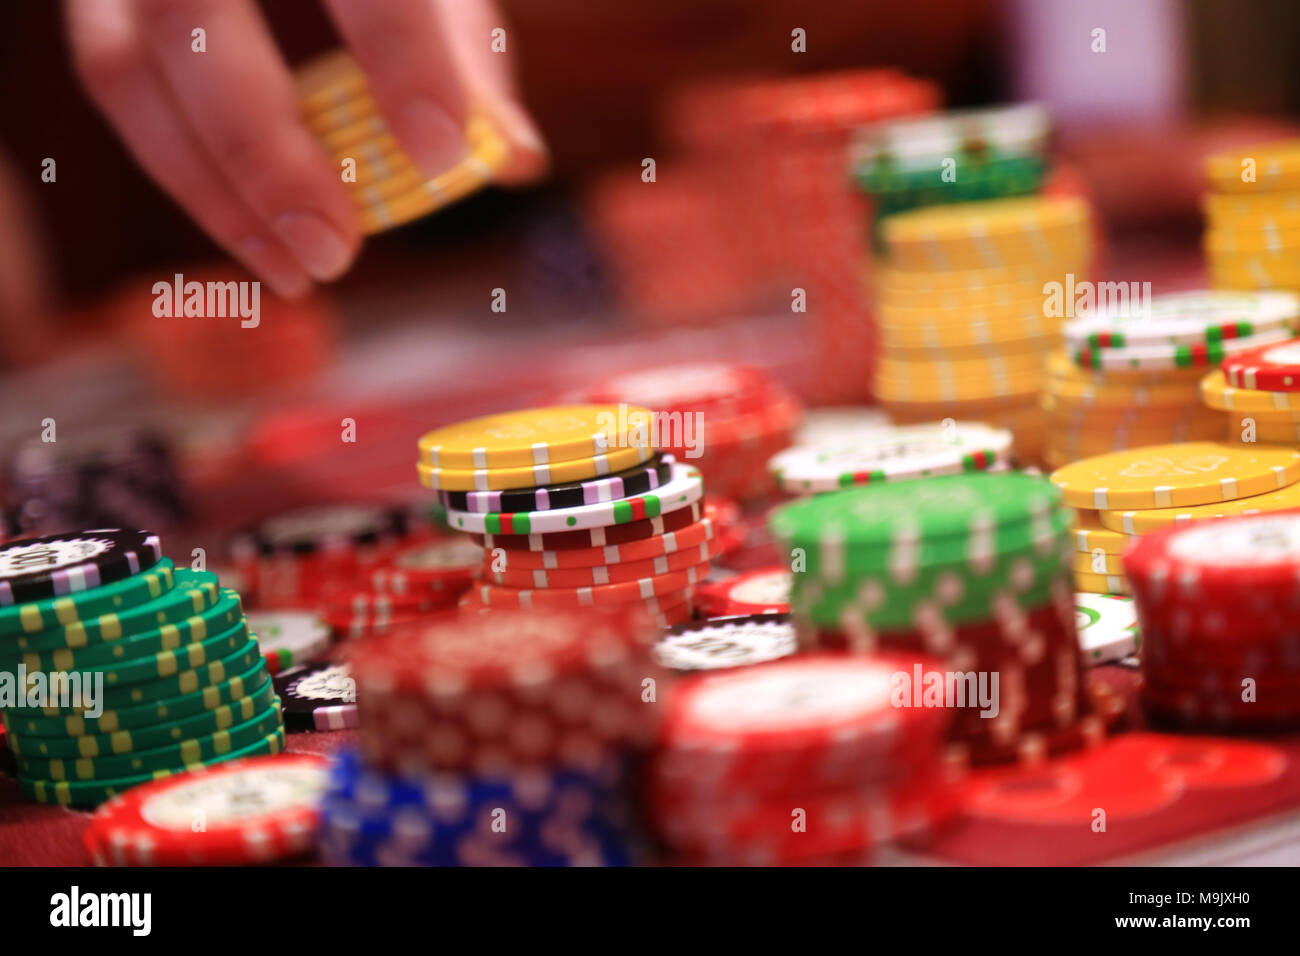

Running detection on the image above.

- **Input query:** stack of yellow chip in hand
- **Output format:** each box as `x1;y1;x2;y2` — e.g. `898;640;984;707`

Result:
1043;291;1294;468
873;195;1094;465
1204;140;1300;291
296;50;510;235
1050;441;1300;593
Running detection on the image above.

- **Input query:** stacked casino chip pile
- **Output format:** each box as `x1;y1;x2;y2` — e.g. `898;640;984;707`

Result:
323;609;662;866
0;531;284;808
853;104;1050;242
768;421;1014;497
656;70;940;403
1046;291;1298;468
1127;512;1300;730
1203;140;1300;292
579;363;801;504
85;754;329;866
230;503;473;639
771;472;1120;763
1204;327;1300;446
419;405;713;626
874;196;1094;466
1050;442;1300;596
648;653;965;865
295;50;508;234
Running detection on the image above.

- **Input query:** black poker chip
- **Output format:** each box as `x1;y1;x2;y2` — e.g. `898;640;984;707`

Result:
234;504;411;559
436;453;670;513
272;660;358;731
0;530;163;607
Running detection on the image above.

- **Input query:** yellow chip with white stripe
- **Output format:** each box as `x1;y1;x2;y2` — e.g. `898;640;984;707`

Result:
1049;441;1300;510
1096;474;1300;534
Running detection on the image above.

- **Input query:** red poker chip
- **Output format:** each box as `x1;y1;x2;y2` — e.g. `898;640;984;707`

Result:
654;653;953;797
369;536;481;595
1141;681;1300;731
471;561;710;610
956;681;1124;766
472;500;704;552
1222;336;1300;391
697;567;791;617
478;517;717;571
582;362;777;417
87;754;329;865
1125;511;1300;602
483;534;721;589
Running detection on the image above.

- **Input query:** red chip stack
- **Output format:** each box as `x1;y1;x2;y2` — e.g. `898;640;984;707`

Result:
660;70;941;404
580;362;802;504
649;653;965;865
351;608;666;776
1127;512;1300;731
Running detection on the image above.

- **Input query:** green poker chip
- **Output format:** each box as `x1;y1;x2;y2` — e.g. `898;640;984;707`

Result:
1;568;219;656
6;586;242;673
7;636;262;717
0;559;175;638
7;677;276;759
20;728;287;808
16;699;283;781
2;656;270;737
770;472;1070;577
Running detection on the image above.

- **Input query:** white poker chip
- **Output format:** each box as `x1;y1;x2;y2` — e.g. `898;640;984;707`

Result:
769;422;1013;494
793;407;892;446
653;614;798;671
1074;592;1139;665
1070;325;1296;371
1064;290;1300;350
247;610;332;674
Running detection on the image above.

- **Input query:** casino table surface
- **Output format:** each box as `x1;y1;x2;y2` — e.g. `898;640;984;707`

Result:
7;242;1300;867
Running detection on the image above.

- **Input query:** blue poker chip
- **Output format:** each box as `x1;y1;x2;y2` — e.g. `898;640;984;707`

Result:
318;748;639;867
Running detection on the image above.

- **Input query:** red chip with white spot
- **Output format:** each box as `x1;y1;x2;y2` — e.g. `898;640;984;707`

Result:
349;608;666;775
697;567;792;617
85;754;329;866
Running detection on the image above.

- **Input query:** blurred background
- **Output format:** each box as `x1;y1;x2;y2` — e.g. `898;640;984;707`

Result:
1;0;1298;546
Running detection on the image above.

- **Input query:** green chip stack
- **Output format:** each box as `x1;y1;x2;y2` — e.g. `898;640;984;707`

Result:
769;472;1117;763
0;556;285;807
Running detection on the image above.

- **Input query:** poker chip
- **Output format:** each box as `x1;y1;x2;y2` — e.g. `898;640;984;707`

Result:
317;748;638;867
1071;549;1123;574
697;567;792;617
853;103;1050;175
1049;442;1300;510
473;500;704;553
234;503;411;559
1074;593;1140;665
0;531;162;606
477;516;716;572
1097;477;1300;534
1222;336;1300;391
769;422;1012;494
418;442;656;492
274;661;358;731
1072;511;1131;554
350;608;663;774
1201;368;1300;412
472;561;709;610
1072;326;1295;373
87;753;328;865
652;614;798;671
246;610;332;674
484;534;720;589
1205;139;1300;193
443;459;703;536
417;405;653;470
367;537;481;596
1073;570;1129;595
437;454;671;513
1065;290;1300;350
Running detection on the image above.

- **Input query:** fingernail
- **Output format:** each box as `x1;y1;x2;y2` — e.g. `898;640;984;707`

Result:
234;236;311;298
398;99;467;178
274;212;354;281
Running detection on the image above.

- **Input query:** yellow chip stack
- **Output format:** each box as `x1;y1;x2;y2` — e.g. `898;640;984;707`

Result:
1203;363;1300;447
296;51;509;235
1050;441;1300;594
874;196;1094;465
1204;140;1300;291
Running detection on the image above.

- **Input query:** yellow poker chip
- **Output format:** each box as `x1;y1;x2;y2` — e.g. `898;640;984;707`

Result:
1204;226;1300;254
877;350;1047;381
418;405;655;470
875;262;1073;294
1073;510;1131;554
1074;570;1130;596
1239;418;1300;442
1206;140;1300;193
315;112;390;154
882;197;1092;271
1049;441;1300;510
1200;369;1300;412
1204;189;1300;221
1071;549;1124;574
417;443;655;492
1097;474;1300;534
296;50;369;115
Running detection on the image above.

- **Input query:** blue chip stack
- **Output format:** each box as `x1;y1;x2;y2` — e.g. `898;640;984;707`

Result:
318;749;641;866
